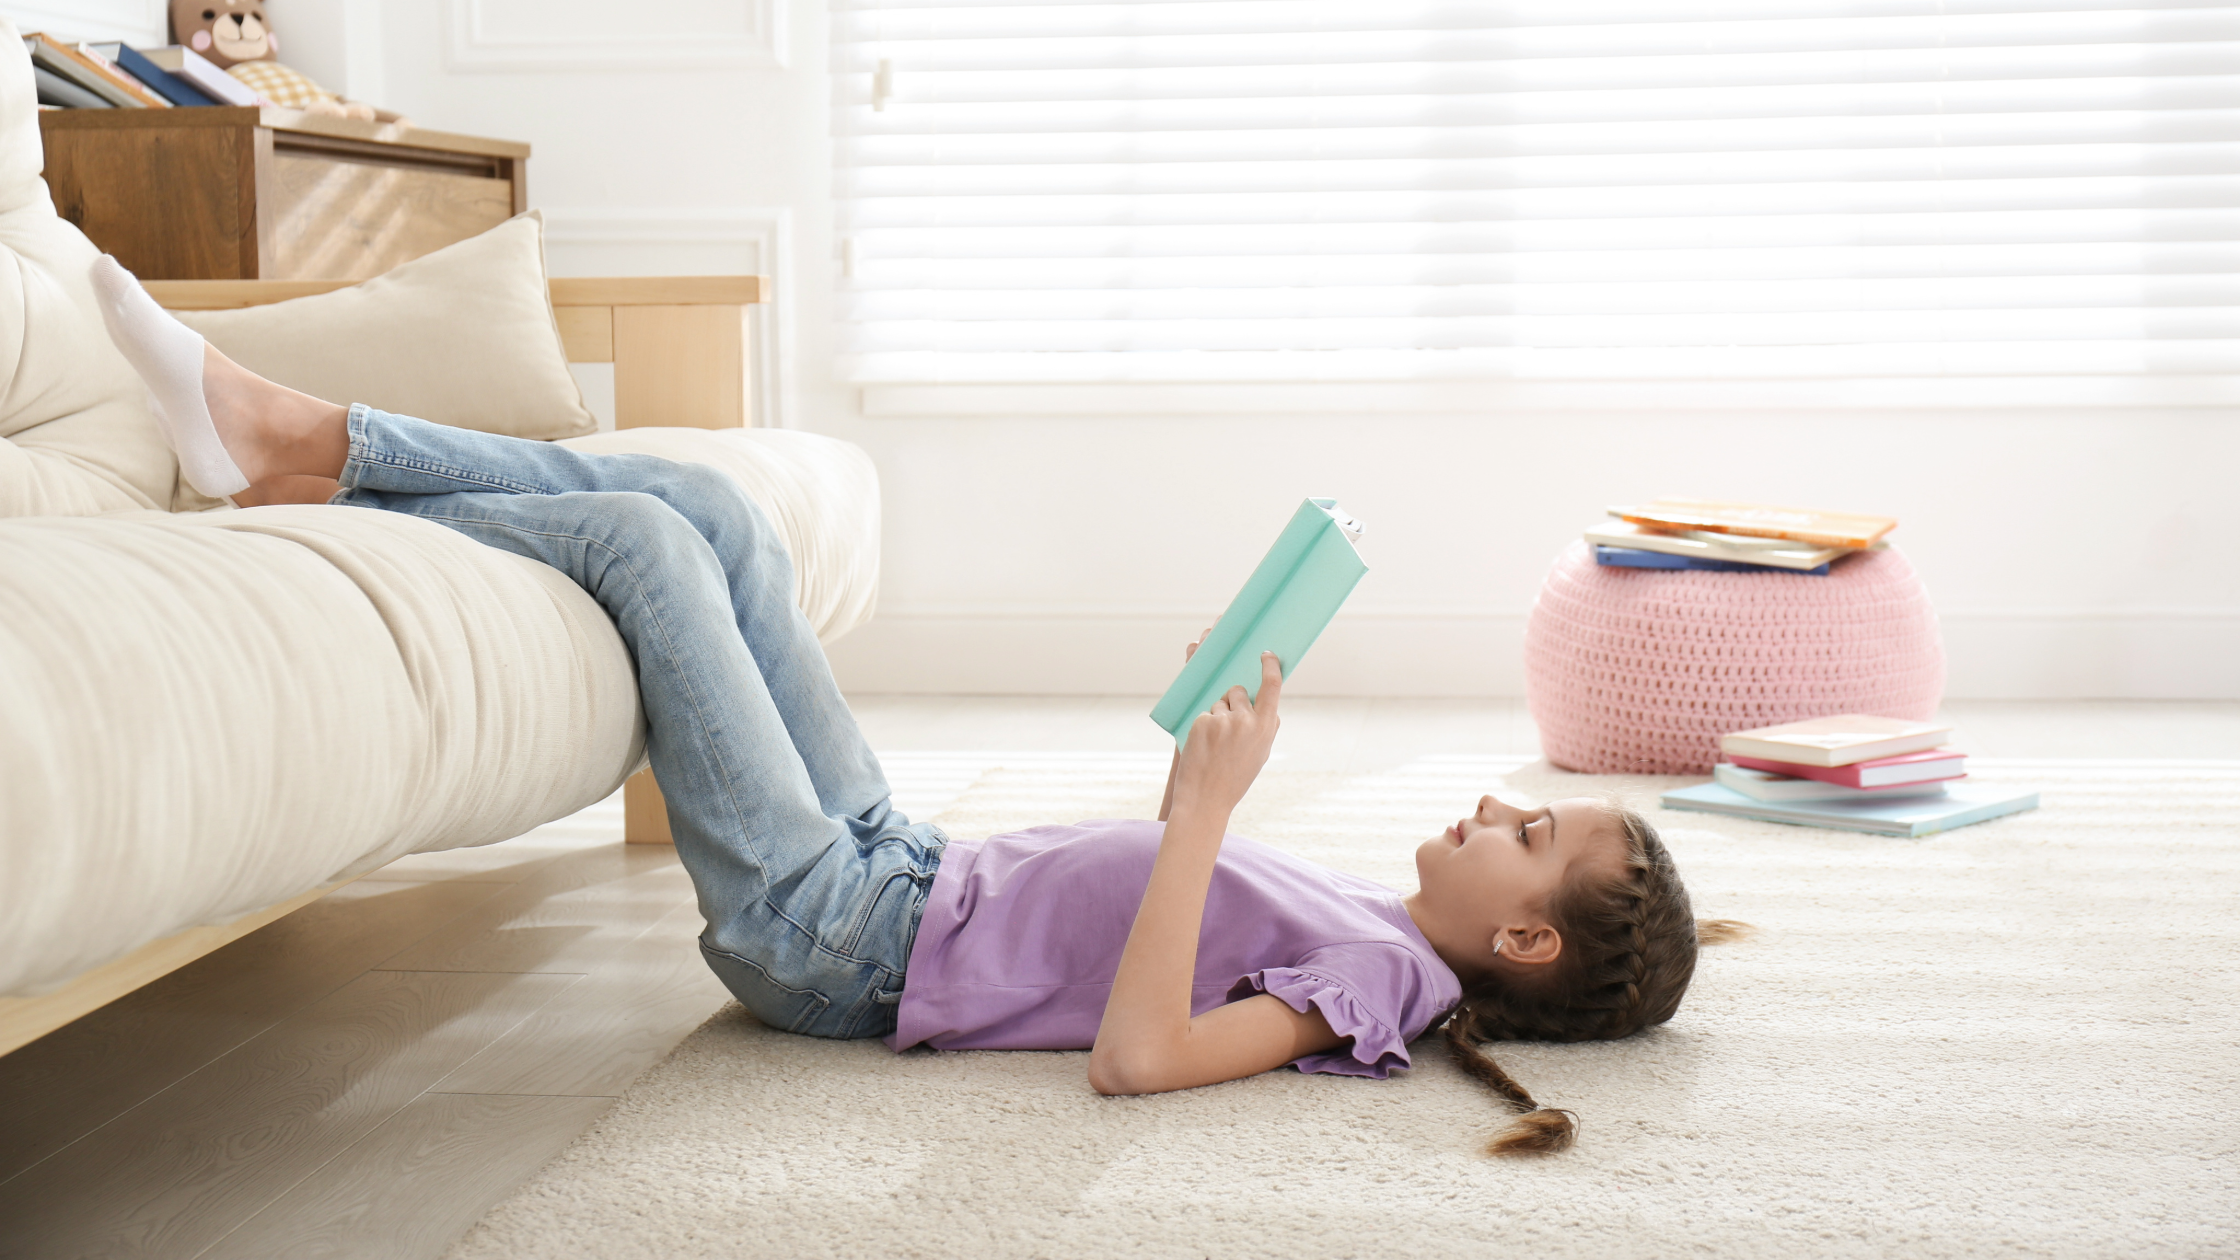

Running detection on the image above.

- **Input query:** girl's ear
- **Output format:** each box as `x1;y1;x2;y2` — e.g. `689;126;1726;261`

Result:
1495;924;1562;967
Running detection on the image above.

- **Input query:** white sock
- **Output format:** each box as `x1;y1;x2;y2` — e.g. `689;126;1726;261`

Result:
88;255;250;497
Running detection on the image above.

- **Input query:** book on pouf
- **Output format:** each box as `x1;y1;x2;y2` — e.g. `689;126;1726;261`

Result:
1609;498;1898;549
1585;519;1859;571
1594;545;1831;576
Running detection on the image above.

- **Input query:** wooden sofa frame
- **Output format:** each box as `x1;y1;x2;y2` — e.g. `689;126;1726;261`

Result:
0;276;723;1057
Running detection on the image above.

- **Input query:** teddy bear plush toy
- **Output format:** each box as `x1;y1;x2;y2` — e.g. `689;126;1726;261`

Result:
169;0;401;122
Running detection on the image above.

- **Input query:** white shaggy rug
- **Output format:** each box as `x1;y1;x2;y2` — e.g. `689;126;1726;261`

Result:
445;754;2240;1259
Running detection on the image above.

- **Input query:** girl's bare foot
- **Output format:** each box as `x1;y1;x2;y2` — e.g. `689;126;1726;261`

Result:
232;475;343;509
198;346;351;485
88;255;349;496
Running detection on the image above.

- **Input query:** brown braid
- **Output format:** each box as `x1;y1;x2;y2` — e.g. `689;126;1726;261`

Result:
1441;804;1751;1155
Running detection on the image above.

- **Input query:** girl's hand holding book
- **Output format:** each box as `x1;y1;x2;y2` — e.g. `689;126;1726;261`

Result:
1171;651;1283;820
1096;648;1334;1096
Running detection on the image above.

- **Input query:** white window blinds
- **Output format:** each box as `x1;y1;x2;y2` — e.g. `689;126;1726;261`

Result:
830;1;2240;401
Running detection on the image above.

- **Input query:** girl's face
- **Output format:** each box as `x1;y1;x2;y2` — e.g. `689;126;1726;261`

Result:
1411;794;1622;967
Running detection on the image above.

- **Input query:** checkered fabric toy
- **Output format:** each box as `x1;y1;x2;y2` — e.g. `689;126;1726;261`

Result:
170;0;387;122
226;59;331;111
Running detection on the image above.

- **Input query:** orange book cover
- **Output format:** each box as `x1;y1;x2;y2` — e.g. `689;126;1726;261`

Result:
27;33;170;108
1609;498;1895;549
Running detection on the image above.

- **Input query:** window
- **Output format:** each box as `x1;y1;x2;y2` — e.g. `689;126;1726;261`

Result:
831;1;2239;405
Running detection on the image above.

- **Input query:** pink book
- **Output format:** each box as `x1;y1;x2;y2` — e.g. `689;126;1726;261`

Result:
1728;749;1966;789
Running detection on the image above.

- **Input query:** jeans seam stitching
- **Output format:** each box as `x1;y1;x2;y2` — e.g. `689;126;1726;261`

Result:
361;451;549;496
836;868;913;961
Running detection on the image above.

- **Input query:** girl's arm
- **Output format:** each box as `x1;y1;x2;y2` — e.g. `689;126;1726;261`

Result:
1156;627;1211;824
1091;653;1345;1096
1156;749;1180;824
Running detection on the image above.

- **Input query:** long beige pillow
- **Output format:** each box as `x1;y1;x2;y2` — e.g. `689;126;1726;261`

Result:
176;211;597;444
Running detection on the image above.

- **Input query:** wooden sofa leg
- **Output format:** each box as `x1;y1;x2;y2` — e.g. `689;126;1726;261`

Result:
624;769;675;844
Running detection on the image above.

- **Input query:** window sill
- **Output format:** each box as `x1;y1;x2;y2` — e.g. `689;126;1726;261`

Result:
857;377;2239;418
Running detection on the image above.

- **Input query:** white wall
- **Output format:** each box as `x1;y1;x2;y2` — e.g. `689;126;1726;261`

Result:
153;1;2240;698
2;0;166;45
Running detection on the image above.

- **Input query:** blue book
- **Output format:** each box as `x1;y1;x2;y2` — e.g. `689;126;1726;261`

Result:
1595;545;1829;576
1151;498;1366;748
92;42;219;106
1660;781;2039;837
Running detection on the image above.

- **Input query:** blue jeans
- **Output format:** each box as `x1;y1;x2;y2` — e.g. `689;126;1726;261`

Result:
331;405;941;1039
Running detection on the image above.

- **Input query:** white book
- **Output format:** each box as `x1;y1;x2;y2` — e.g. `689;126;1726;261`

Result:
136;45;265;106
1586;520;1857;571
1714;763;1951;804
1719;714;1953;767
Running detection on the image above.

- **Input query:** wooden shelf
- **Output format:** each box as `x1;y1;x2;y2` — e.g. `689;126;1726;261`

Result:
38;105;531;161
40;107;530;282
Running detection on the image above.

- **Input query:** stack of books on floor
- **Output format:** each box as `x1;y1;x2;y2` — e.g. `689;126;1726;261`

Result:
1587;497;1897;576
26;32;263;111
1661;715;2040;837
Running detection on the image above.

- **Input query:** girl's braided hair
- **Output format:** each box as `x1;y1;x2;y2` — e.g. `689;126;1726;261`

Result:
1441;803;1751;1155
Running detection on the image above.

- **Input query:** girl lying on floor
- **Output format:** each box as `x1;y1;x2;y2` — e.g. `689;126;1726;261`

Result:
94;256;1741;1155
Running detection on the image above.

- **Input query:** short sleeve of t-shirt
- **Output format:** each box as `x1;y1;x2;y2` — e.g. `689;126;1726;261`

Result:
1230;943;1452;1077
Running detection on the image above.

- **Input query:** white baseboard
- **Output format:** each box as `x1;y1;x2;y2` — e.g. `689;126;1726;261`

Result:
826;607;2240;700
1939;609;2240;700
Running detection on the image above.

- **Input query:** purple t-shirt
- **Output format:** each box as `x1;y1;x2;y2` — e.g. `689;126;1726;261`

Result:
888;819;1462;1077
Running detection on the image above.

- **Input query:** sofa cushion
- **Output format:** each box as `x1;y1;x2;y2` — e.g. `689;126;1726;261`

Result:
0;422;881;999
177;213;599;459
0;18;184;518
0;505;644;997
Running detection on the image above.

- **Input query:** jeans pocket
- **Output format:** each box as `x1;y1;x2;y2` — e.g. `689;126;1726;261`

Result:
699;941;832;1035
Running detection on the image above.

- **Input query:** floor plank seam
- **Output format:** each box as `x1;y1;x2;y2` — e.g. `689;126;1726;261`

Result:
182;1121;375;1260
365;968;599;977
353;880;554;975
424;1089;628;1100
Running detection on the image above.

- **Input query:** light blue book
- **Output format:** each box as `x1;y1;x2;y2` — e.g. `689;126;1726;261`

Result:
1660;781;2039;837
1151;498;1367;748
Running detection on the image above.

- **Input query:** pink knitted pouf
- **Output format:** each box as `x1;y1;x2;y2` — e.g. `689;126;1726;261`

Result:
1524;541;1945;774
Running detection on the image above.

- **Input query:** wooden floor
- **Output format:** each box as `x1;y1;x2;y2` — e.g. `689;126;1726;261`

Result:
0;797;723;1260
2;697;2234;1258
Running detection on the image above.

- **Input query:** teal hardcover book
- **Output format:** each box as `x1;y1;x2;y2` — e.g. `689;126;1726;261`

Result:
1151;498;1367;748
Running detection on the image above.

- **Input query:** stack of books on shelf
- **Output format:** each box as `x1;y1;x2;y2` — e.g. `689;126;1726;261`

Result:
1587;497;1897;576
1661;715;2040;837
26;32;264;111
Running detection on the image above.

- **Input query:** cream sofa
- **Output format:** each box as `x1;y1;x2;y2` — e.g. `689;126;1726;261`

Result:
0;35;879;1050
